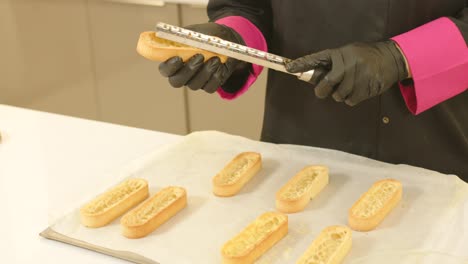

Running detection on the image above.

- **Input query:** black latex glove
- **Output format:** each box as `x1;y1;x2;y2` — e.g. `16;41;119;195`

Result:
286;41;409;106
158;23;251;94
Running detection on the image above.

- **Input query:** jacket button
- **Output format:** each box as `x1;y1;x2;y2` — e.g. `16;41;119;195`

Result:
382;116;390;124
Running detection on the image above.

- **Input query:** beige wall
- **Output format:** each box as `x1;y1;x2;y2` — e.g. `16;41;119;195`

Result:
0;0;267;140
0;0;98;119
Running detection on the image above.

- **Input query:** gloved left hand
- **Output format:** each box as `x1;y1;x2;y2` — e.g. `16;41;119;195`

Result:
285;41;409;106
158;23;251;94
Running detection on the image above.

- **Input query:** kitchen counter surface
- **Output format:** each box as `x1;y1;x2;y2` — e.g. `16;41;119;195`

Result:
0;104;180;263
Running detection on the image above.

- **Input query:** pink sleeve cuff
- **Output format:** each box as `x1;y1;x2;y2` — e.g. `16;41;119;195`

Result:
215;16;268;100
392;17;468;114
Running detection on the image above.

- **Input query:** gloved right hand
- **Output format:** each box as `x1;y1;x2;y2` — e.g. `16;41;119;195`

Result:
158;23;251;94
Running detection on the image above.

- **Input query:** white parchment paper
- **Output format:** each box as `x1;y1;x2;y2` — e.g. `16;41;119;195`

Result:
50;131;468;264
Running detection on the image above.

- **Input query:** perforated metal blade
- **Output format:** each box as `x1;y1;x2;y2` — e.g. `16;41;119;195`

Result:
155;22;314;82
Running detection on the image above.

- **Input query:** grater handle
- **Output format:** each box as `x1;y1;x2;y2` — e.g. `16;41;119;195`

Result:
295;68;329;86
297;70;315;82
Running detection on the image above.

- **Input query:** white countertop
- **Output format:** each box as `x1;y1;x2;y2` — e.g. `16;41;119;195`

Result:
0;104;180;264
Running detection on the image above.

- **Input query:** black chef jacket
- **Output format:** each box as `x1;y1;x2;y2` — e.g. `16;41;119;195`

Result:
207;0;468;181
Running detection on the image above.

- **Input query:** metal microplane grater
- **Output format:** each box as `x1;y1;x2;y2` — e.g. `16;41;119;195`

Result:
155;22;315;82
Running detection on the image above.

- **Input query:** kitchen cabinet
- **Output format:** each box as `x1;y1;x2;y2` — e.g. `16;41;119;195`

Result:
87;0;188;134
180;4;268;140
0;0;98;119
